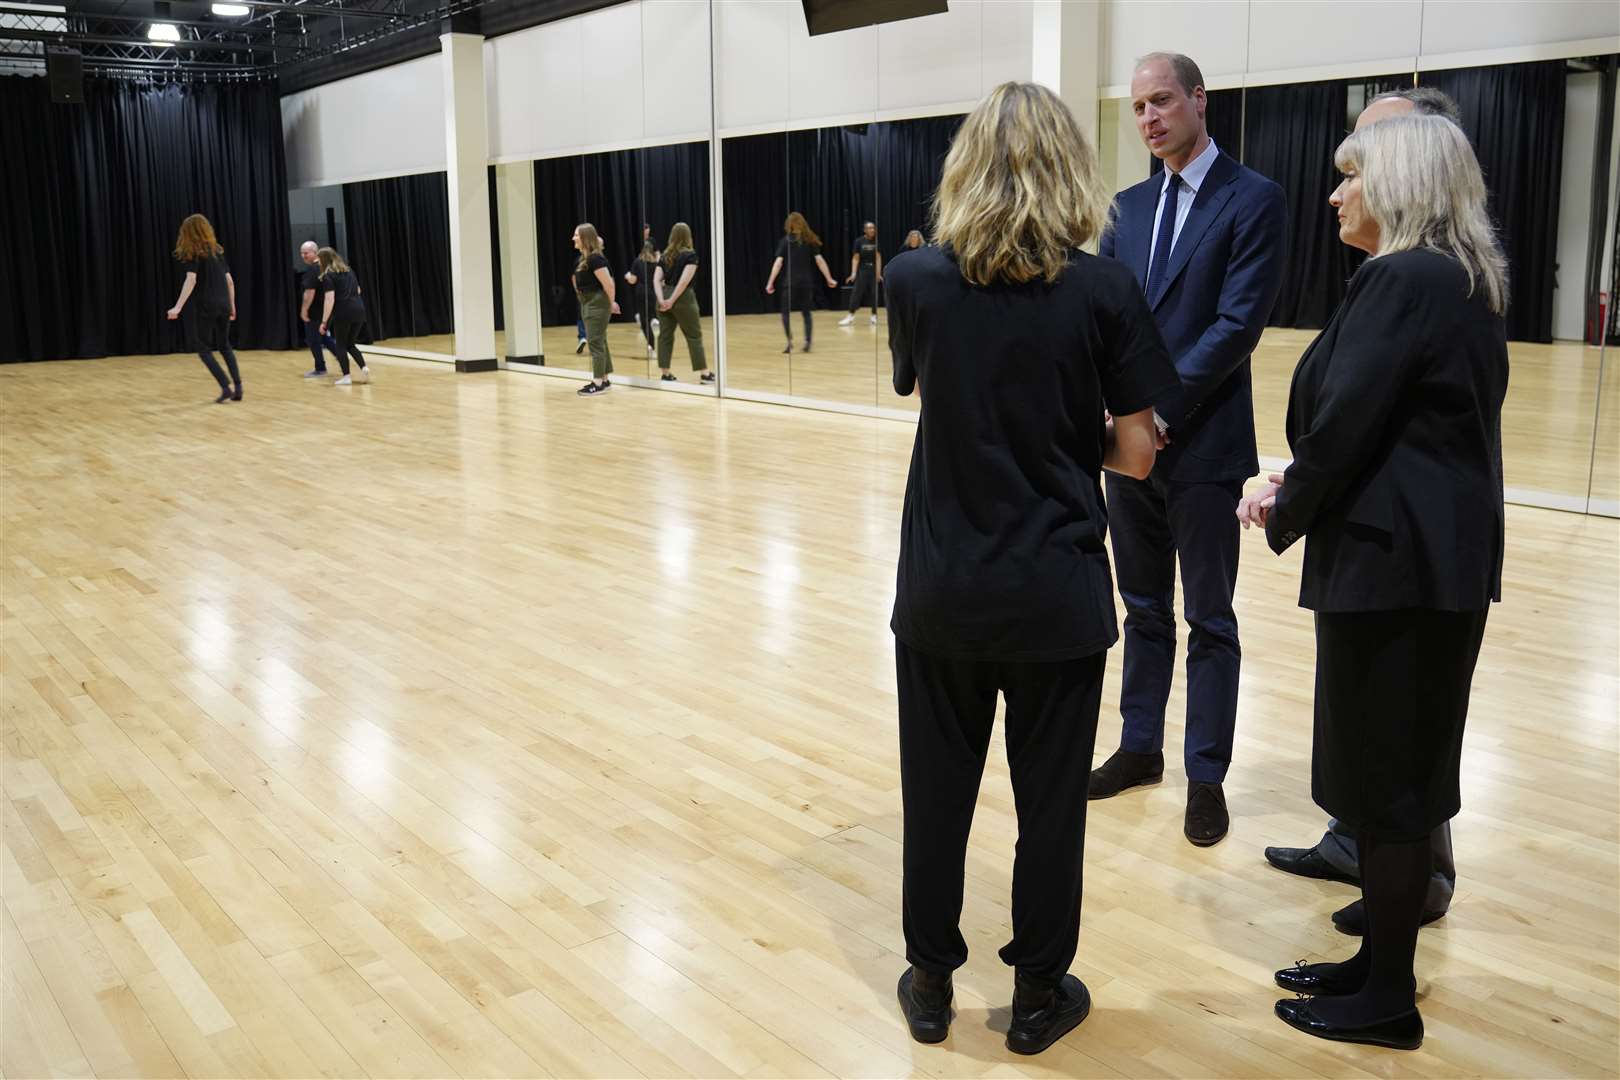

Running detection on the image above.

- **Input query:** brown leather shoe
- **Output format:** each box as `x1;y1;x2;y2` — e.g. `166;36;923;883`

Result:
1184;781;1229;846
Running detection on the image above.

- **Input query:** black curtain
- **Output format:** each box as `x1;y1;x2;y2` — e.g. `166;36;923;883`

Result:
0;75;293;362
721;115;962;316
1243;80;1356;328
1426;61;1566;342
1151;88;1243;176
489;165;504;332
642;141;714;318
341;172;454;341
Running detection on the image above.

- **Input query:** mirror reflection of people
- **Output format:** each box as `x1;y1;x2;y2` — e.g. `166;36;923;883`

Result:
297;240;339;378
572;223;619;396
839;221;882;327
765;212;838;354
1244;113;1507;1054
1262;86;1464;940
888;230;926;267
314;247;370;386
653;222;712;384
885;82;1177;1056
573;230;604;355
167;213;241;404
624;241;660;356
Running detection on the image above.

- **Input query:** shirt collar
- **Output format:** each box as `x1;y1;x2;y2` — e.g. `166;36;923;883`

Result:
1161;137;1220;196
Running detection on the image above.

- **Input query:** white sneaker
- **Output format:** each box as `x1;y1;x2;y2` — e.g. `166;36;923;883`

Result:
838;314;855;327
334;374;352;386
870;314;878;325
354;366;371;384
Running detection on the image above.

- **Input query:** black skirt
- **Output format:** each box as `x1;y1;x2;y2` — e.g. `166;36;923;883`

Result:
185;311;230;352
1312;607;1488;841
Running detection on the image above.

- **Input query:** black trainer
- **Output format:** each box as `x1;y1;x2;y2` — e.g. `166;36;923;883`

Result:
700;372;716;383
895;967;952;1044
577;381;610;396
1006;973;1091;1055
661;371;677;381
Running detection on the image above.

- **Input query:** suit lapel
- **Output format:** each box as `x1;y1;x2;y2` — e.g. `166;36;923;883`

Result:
1151;152;1239;311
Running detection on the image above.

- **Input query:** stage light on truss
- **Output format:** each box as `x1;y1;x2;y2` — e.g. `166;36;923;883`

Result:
211;3;251;15
147;22;181;42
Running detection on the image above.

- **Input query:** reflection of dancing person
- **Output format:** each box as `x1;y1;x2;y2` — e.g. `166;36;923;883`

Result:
839;221;882;326
167;213;241;404
298;240;339;378
314;248;371;386
573;223;619;396
623;242;660;354
765;212;838;354
654;222;712;383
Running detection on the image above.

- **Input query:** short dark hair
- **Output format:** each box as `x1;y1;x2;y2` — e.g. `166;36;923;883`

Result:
1370;86;1462;124
1136;52;1204;96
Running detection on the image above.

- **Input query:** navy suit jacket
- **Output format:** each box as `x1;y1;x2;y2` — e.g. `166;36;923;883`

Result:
1099;151;1287;482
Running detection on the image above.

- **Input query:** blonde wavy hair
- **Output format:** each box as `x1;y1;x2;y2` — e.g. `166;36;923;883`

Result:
1334;113;1507;314
931;81;1109;285
574;223;603;273
315;247;351;277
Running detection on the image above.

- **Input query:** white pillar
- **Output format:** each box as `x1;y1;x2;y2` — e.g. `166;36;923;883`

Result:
442;31;497;371
496;163;542;364
1031;0;1102;143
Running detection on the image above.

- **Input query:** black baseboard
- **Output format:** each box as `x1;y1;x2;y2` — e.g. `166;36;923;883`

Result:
505;354;542;365
455;357;498;373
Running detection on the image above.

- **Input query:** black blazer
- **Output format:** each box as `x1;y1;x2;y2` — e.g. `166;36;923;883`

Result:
1100;151;1288;482
1266;249;1507;612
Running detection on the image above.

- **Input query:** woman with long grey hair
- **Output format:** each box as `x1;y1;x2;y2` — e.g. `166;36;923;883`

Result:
1239;113;1508;1051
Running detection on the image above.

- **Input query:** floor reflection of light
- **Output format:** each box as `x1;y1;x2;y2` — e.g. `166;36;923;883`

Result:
342;723;393;793
188;601;231;667
657;521;695;581
762;540;801;606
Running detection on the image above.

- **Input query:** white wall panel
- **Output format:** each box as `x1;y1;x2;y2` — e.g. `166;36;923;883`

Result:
715;0;792;130
577;1;644;146
787;14;877;122
281;54;444;188
1248;0;1420;80
1421;0;1618;56
979;0;1037;91
641;0;712;139
877;1;988;112
1102;0;1248;89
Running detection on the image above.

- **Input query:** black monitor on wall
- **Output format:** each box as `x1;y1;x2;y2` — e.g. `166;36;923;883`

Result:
800;0;949;37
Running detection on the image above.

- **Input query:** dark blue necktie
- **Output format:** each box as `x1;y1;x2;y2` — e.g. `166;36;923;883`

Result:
1145;172;1182;303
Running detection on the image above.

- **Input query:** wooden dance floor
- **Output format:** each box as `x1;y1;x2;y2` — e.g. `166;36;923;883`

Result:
2;351;1616;1077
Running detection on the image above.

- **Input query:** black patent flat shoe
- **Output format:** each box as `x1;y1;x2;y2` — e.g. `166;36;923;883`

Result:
1274;997;1422;1051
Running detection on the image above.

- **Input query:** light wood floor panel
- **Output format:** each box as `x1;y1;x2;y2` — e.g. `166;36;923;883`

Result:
2;351;1616;1078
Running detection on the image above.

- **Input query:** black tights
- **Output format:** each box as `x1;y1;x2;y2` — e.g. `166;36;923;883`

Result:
1311;830;1430;1024
330;319;368;376
198;345;241;392
779;289;813;345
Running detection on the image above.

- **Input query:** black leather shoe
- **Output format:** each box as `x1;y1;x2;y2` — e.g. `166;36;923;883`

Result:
1006;973;1091;1055
1184;781;1229;846
1264;845;1359;886
1274;997;1423;1051
214;388;232;404
1087;748;1163;800
1332;899;1446;936
1274;961;1362;996
896;967;952;1044
230;385;243;402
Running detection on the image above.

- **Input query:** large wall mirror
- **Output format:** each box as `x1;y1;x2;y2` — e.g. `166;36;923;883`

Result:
1096;57;1620;516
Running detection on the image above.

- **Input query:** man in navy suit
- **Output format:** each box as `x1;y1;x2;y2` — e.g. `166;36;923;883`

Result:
1090;52;1287;847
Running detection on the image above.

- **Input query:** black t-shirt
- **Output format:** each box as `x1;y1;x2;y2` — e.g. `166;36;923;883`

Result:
661;250;698;293
625;257;659;290
886;245;1180;661
575;252;609;293
319;269;364;319
854;235;879;268
298;265;320;314
775;236;821;286
183;253;231;317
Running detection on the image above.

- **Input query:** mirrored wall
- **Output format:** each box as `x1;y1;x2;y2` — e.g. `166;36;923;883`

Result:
287;173;457;360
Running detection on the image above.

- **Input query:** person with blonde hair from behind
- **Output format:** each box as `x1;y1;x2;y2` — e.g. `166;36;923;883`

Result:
653;222;713;383
1241;113;1508;1051
885;81;1178;1055
167;213;241;403
314;247;371;385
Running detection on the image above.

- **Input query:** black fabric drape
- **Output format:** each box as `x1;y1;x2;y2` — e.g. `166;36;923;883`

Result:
1243;80;1355;328
340;172;454;341
532;141;711;329
1426;61;1566;342
489;165;504;332
721;115;962;316
0;74;293;362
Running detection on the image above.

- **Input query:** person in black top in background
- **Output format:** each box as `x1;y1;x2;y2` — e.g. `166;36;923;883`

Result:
298;240;340;378
167;213;241;404
885;81;1178;1056
572;223;618;396
623;241;661;355
314;247;371;386
1242;114;1507;1053
839;221;882;326
653;222;711;383
765;212;838;353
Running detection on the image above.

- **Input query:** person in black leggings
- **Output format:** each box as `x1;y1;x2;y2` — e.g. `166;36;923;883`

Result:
765;211;838;353
167;213;241;403
623;241;660;355
839;221;882;326
314;247;371;386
